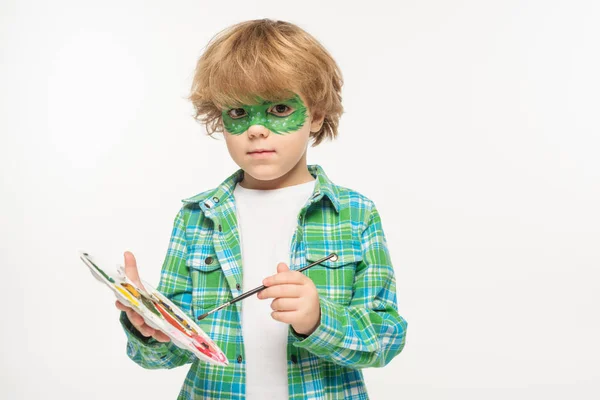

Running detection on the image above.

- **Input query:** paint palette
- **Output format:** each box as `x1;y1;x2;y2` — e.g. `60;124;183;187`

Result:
79;251;228;366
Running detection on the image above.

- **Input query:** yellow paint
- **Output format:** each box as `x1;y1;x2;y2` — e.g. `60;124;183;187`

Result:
116;286;140;307
121;282;141;298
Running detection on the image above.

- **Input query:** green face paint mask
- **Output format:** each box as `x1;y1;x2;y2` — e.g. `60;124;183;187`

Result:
221;94;308;135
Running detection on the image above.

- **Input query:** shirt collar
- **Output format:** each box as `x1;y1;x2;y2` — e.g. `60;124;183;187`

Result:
181;164;340;213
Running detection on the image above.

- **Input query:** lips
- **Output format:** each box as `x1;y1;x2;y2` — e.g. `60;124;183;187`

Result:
247;149;276;159
248;149;275;154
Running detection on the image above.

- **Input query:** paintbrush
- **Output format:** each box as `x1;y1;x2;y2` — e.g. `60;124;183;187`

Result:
197;252;338;321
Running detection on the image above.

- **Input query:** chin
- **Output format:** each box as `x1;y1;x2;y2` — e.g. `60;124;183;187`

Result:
242;163;288;181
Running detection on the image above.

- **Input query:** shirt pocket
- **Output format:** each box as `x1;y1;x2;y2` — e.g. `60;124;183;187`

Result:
304;240;363;305
187;244;231;311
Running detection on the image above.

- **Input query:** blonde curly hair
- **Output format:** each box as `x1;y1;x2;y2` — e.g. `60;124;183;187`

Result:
188;19;344;146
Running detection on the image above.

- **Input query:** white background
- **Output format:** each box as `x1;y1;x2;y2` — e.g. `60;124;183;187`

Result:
1;0;599;399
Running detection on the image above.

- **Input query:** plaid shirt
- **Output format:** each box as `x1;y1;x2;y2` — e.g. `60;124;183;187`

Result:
120;164;407;399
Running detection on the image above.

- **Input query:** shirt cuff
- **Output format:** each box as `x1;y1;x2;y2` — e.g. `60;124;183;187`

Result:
292;297;345;354
119;311;164;348
289;325;309;340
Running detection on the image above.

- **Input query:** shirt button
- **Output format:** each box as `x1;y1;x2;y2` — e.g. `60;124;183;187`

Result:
237;355;243;363
205;256;213;265
218;224;222;232
291;354;298;364
204;202;211;209
213;196;220;203
236;283;241;291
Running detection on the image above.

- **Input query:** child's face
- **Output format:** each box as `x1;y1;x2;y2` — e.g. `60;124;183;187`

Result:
221;92;324;186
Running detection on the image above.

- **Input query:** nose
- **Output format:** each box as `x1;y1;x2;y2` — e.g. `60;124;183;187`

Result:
247;124;270;139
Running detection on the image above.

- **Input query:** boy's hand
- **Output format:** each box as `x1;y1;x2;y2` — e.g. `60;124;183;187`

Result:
257;262;321;336
115;251;171;343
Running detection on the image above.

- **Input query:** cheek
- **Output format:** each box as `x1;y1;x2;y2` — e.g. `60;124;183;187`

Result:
288;125;311;145
224;135;244;156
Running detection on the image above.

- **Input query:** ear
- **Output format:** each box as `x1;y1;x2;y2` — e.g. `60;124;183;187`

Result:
310;111;325;133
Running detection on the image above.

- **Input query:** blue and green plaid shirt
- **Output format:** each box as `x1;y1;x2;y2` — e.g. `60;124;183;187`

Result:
120;164;407;399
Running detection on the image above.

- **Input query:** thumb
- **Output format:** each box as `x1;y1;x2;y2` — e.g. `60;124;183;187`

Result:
124;251;144;290
276;262;290;273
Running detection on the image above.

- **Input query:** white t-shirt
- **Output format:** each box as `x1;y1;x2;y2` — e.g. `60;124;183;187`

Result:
233;178;316;399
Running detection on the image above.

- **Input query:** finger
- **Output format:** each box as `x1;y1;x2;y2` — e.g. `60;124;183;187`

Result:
153;331;171;343
270;297;299;312
136;324;156;337
126;311;154;336
124;251;145;290
128;316;155;337
263;271;306;287
271;310;297;324
276;262;290;273
258;284;302;299
115;300;132;312
125;308;145;327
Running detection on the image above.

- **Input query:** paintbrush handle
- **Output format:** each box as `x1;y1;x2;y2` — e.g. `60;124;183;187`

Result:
197;252;337;320
231;284;266;303
230;252;337;305
229;252;337;305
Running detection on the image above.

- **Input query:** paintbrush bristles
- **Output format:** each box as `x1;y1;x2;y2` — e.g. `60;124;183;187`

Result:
197;311;210;321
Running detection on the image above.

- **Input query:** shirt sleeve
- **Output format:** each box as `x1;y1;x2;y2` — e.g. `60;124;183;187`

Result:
292;202;408;368
119;207;196;369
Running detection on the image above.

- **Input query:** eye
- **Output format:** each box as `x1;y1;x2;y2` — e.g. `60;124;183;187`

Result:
269;104;294;117
227;108;247;119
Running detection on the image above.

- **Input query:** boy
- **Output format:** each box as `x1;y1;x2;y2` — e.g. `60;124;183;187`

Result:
116;19;407;400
